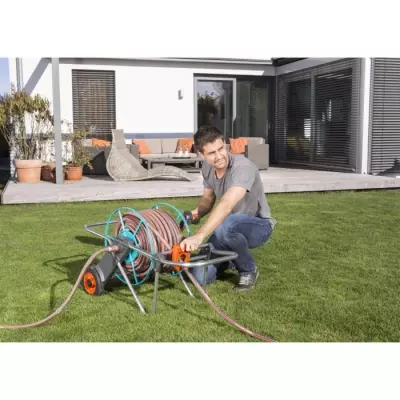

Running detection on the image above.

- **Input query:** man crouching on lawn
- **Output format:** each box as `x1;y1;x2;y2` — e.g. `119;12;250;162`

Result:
180;125;276;292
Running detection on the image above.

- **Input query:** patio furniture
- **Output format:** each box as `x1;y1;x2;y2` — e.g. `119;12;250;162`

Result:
131;137;198;166
144;155;202;171
79;139;139;176
131;135;269;170
106;129;197;182
228;137;269;170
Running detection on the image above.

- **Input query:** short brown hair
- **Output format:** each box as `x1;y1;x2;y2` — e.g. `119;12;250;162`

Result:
194;125;224;153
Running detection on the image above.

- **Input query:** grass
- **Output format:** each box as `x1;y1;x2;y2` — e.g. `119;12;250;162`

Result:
0;190;399;342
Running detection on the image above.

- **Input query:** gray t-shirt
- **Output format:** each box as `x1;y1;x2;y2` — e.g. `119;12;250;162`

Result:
202;153;276;228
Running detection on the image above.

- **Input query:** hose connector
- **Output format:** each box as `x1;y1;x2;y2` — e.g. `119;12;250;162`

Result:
108;245;119;252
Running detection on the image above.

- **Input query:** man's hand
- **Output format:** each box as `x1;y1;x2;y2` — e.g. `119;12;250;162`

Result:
180;233;205;252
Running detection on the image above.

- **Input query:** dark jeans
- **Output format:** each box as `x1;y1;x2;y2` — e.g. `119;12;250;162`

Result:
190;213;274;285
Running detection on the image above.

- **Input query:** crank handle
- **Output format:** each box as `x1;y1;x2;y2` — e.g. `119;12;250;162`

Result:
161;243;238;270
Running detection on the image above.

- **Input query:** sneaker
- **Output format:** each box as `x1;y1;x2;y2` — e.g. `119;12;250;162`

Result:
233;267;259;292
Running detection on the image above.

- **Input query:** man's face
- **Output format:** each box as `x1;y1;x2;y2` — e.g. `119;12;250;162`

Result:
200;138;229;170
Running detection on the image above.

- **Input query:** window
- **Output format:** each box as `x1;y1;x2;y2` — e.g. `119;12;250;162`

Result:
72;69;116;140
275;59;361;171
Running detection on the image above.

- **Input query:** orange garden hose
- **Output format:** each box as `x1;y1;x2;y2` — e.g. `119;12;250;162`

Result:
183;268;276;342
170;244;276;342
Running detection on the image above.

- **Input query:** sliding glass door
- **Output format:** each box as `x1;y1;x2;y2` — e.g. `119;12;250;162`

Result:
194;77;236;141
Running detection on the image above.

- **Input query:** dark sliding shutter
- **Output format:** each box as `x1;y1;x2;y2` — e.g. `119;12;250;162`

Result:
275;58;362;172
369;58;400;175
72;69;116;140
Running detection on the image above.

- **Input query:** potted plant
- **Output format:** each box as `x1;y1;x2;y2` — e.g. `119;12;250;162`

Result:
65;128;92;181
0;86;54;183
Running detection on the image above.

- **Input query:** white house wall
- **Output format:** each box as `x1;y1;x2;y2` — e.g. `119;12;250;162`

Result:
9;58;274;142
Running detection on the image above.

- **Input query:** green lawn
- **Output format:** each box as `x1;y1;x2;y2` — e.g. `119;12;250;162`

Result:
0;190;399;342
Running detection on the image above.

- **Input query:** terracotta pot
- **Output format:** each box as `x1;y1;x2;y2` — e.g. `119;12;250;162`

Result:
66;166;83;181
15;159;42;183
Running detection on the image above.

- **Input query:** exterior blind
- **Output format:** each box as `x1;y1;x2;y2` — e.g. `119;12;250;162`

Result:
369;58;400;175
275;58;362;172
72;69;116;140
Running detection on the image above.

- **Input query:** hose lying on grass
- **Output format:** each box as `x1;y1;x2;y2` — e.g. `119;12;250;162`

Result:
0;246;118;329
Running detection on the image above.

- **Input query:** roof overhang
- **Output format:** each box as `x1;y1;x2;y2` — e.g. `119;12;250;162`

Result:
59;57;275;66
162;57;274;65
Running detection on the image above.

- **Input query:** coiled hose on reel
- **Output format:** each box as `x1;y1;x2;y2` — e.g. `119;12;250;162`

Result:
111;207;184;284
0;205;277;343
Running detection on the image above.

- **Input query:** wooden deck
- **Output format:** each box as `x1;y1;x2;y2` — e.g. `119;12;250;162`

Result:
1;167;400;205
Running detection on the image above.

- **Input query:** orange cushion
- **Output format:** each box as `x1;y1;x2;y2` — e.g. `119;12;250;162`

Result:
132;139;152;154
230;138;248;154
176;138;194;153
92;138;111;147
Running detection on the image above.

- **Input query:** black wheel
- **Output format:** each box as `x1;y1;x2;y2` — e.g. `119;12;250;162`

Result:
82;267;104;296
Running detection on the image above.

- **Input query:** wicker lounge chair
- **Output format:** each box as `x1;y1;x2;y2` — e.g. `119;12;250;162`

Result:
106;129;197;182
